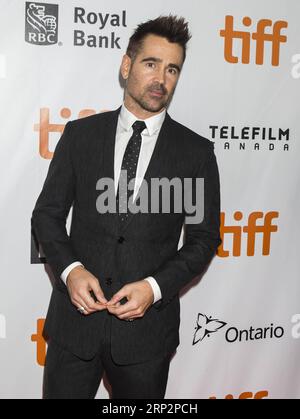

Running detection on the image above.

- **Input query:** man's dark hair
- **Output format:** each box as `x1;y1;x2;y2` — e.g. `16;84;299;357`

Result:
126;15;192;63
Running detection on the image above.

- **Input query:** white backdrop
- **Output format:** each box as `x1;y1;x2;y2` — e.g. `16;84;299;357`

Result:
0;0;300;399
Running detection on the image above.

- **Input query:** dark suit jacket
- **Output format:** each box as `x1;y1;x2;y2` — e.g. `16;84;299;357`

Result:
31;107;221;364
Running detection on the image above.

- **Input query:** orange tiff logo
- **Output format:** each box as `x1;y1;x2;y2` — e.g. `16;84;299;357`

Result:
220;16;288;66
31;319;46;366
218;211;279;257
34;107;108;159
210;391;269;399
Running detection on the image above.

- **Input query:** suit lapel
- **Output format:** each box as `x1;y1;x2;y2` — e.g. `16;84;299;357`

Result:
97;107;121;234
101;107;121;184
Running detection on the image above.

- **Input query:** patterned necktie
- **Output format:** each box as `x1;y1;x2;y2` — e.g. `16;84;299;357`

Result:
116;120;146;225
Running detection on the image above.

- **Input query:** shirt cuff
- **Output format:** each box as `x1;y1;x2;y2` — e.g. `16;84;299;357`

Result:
144;277;162;304
61;261;84;284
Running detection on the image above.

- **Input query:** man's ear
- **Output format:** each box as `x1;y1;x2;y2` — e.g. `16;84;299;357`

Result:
121;54;132;80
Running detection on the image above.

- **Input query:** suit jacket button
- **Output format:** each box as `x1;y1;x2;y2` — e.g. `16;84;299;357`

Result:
105;277;112;285
118;236;125;243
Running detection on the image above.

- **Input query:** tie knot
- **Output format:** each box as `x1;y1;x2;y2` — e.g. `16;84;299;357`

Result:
132;120;146;135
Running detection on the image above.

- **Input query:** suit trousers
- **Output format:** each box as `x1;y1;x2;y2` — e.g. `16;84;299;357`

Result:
43;314;173;399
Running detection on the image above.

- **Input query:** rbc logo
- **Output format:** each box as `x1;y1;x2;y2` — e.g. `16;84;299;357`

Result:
25;2;59;46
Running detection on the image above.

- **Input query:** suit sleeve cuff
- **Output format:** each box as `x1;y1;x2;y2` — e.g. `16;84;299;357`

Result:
144;277;162;304
61;261;84;284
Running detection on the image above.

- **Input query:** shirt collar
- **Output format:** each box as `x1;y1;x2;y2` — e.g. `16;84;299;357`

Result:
119;103;166;136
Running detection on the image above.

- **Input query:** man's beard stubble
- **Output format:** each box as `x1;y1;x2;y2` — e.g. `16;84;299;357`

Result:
128;82;171;114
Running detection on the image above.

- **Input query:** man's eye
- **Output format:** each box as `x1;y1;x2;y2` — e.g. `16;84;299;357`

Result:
146;62;155;68
169;68;178;75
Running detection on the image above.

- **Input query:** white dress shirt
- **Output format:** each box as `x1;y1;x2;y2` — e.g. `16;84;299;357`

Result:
61;104;166;304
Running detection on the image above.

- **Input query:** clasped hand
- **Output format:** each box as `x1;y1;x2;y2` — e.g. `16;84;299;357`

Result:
66;266;154;321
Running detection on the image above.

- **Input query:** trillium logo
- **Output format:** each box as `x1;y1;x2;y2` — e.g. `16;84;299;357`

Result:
193;313;227;345
193;313;285;345
25;2;59;45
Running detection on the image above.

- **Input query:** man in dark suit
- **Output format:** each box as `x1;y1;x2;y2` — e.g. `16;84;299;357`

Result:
31;15;221;399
